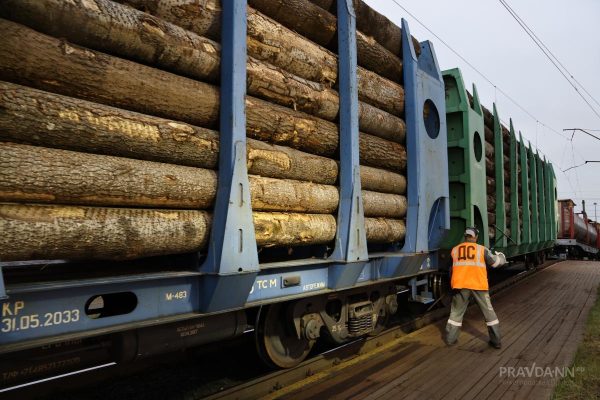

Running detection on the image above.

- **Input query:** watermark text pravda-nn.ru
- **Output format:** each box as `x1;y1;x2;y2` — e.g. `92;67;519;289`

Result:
498;363;585;386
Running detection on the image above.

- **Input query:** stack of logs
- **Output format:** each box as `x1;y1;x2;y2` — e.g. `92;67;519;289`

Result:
0;0;411;261
482;105;522;243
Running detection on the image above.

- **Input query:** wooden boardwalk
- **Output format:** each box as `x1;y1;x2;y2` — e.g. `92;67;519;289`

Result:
276;261;600;400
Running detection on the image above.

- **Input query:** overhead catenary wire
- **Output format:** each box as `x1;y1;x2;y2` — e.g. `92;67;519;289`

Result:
560;129;600;173
498;0;600;121
387;0;571;143
498;0;600;111
562;161;600;172
383;0;584;200
563;128;600;142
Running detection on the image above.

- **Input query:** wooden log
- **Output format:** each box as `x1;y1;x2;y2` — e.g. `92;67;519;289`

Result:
0;203;405;261
0;142;408;217
489;196;510;213
362;190;407;218
118;0;403;85
306;0;421;57
0;82;334;185
352;0;420;56
486;177;495;196
485;140;494;158
364;218;406;243
488;212;496;226
0;19;406;172
244;97;407;171
0;143;319;213
360;166;406;195
0;0;405;142
0;142;213;210
485;157;510;181
0;203;212;261
0;204;337;261
126;0;417;59
483;106;494;131
484;125;492;142
0;82;407;194
486;176;510;198
250;0;339;49
253;212;337;248
482;105;511;142
489;196;496;211
484;122;511;156
482;105;506;137
308;0;334;11
484;139;510;165
250;175;338;213
115;1;405;117
247;0;404;84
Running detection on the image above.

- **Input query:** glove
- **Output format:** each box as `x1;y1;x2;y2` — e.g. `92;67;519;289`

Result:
494;251;507;267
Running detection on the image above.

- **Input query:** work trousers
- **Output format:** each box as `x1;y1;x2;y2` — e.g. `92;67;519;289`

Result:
445;289;501;346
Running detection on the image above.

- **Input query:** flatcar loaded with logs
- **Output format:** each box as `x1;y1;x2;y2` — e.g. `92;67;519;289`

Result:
0;0;556;382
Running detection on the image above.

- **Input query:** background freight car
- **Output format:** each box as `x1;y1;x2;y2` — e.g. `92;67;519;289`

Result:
555;199;600;259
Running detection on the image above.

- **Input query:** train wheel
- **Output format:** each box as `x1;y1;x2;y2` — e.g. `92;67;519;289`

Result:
255;303;314;368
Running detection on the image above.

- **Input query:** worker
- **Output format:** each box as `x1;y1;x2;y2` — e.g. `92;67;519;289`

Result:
445;227;506;349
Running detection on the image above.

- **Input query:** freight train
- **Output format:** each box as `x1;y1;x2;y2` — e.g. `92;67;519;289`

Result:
0;0;567;383
555;199;600;259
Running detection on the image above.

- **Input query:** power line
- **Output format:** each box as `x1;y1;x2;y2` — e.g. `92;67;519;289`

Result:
499;0;600;116
562;161;600;172
499;0;600;121
498;0;600;112
387;0;571;143
384;0;583;198
563;128;600;142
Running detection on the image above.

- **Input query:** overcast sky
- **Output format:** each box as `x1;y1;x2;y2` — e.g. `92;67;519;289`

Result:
365;0;600;217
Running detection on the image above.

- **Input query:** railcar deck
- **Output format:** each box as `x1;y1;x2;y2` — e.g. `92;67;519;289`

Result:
275;260;600;400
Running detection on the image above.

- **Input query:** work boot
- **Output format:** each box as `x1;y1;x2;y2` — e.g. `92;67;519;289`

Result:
488;340;501;349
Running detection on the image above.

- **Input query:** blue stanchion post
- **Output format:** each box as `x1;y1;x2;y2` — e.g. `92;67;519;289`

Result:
329;0;368;263
327;0;368;289
200;0;258;311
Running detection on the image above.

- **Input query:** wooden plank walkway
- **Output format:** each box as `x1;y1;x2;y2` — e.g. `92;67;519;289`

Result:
275;261;600;400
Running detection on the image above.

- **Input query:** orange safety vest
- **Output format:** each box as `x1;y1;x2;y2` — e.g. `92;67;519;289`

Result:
450;242;489;290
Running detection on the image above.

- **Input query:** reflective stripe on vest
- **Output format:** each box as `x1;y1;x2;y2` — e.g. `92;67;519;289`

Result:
450;242;489;290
